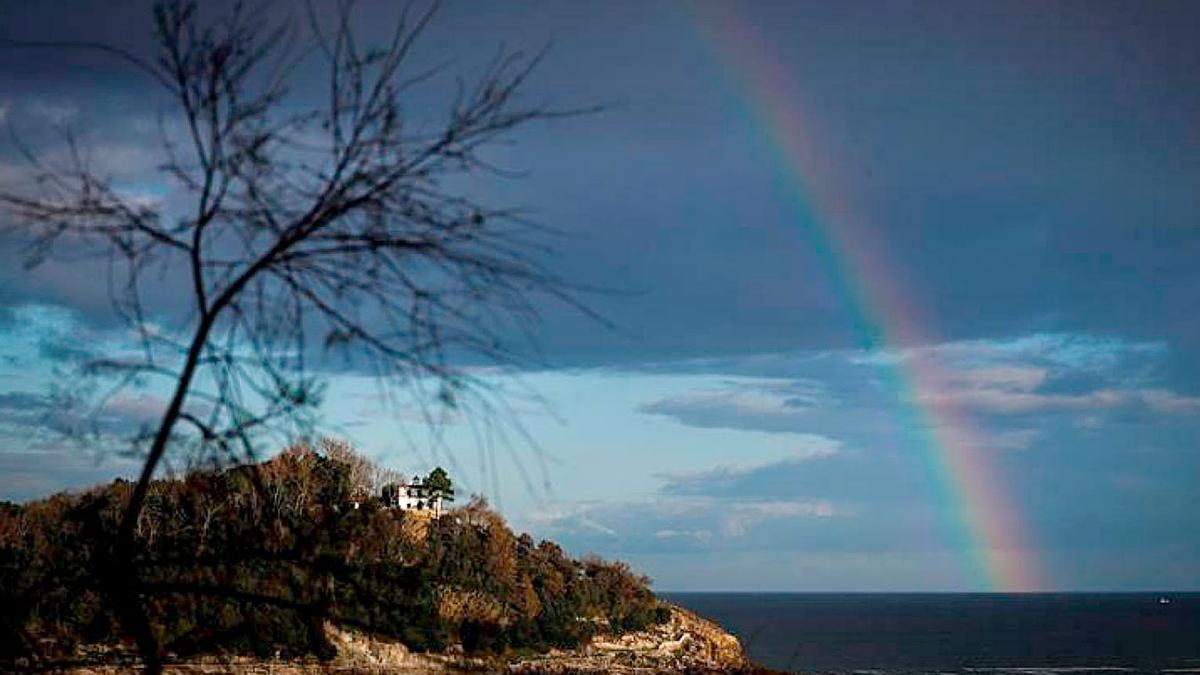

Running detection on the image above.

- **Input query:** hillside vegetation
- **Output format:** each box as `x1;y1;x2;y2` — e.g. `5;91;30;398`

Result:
0;444;664;666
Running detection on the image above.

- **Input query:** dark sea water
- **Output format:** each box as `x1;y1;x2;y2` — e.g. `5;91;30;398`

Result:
663;593;1200;675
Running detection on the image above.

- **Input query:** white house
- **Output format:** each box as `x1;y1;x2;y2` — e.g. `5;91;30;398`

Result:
381;475;444;516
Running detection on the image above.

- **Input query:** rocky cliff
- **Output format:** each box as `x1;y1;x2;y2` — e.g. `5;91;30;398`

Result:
55;604;759;674
505;604;750;674
328;603;752;673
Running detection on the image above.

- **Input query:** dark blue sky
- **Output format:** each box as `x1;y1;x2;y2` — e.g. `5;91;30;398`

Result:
1;1;1197;590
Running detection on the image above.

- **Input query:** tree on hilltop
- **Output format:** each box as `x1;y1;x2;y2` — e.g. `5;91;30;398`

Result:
425;466;454;502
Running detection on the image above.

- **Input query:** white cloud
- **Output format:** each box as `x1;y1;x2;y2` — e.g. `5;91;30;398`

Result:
525;502;621;539
653;433;841;485
845;333;1199;416
639;378;823;420
849;333;1166;373
1138;389;1200;413
524;494;841;554
720;500;835;536
914;374;1200;416
630;332;1198;470
655;528;714;543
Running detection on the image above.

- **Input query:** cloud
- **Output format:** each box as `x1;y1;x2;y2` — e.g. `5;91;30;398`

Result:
98;393;167;428
638;379;832;434
1137;388;1200;413
34;393;168;440
0;440;141;503
517;435;941;559
720;500;834;536
916;383;1200;415
850;333;1167;374
0;384;169;444
898;337;1200;415
0;390;53;432
654;529;713;544
525;501;623;540
638;334;1199;447
644;386;805;417
654;440;842;495
527;493;846;556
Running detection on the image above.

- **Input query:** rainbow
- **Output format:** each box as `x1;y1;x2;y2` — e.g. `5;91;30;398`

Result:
690;3;1041;591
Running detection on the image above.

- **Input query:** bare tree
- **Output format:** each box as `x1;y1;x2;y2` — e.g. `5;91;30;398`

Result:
1;1;590;670
321;436;403;498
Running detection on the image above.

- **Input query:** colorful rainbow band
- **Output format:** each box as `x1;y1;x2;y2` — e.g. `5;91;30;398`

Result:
690;2;1040;592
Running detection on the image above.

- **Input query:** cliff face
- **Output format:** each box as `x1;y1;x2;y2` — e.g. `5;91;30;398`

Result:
326;604;750;674
56;605;754;674
506;604;749;674
267;605;750;674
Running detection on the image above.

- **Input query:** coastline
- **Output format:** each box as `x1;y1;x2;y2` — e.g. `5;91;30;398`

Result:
48;604;778;675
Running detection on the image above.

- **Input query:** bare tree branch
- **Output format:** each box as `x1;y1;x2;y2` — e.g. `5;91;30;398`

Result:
0;1;595;671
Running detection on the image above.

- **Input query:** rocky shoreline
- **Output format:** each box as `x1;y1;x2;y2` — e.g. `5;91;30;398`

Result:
505;604;751;674
46;604;777;674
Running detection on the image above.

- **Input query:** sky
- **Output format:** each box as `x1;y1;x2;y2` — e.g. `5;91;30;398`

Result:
0;0;1197;592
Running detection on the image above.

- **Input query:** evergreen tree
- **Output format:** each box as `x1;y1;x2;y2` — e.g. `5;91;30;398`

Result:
425;467;455;502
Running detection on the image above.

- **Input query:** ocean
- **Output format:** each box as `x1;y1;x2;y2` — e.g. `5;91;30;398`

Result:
662;593;1200;675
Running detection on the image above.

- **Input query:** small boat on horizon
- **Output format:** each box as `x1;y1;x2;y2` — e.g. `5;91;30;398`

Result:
1158;597;1171;604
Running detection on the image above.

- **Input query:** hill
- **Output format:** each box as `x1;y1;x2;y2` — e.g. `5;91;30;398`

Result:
0;443;709;670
